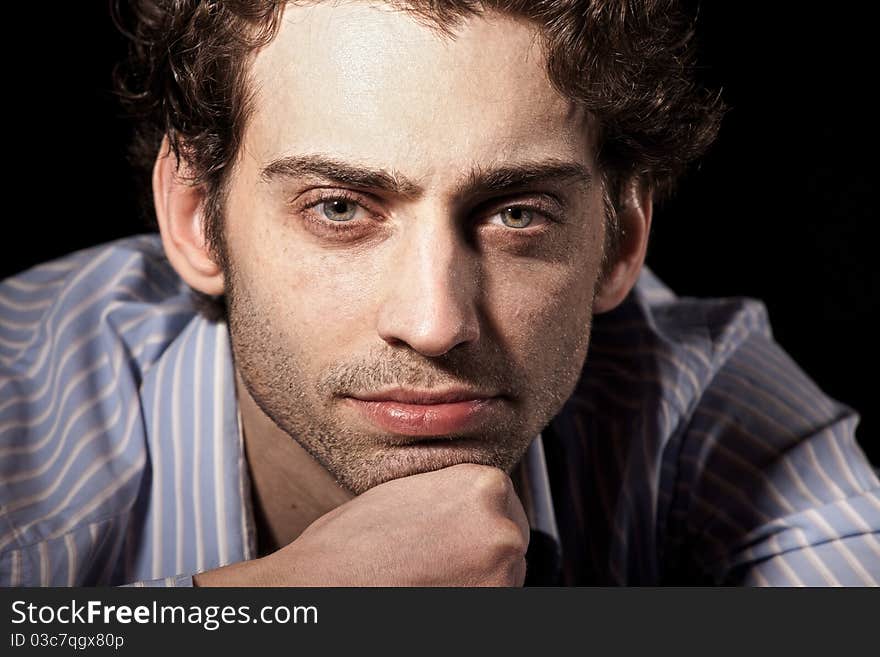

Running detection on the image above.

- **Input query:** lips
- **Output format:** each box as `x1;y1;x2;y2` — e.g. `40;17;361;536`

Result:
344;388;500;437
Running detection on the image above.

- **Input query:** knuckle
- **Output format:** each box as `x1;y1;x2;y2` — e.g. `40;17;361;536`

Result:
484;556;527;587
472;467;512;500
487;518;528;559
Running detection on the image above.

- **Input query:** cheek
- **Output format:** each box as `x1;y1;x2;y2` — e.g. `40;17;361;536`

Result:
295;256;383;341
483;222;603;369
490;263;595;360
232;229;381;351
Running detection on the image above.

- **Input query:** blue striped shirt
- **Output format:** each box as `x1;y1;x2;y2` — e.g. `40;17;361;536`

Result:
1;235;878;586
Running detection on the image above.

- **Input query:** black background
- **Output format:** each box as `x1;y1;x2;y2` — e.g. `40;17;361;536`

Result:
2;3;877;465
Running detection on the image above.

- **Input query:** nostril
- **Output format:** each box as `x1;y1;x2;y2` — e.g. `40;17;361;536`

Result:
379;335;408;349
378;315;479;358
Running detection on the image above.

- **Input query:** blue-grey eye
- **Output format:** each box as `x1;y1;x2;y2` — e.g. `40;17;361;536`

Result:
322;199;358;222
499;207;533;228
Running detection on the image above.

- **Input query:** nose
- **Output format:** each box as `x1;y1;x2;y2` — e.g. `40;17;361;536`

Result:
376;217;480;357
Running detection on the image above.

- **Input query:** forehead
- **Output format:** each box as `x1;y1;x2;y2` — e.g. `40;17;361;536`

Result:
245;2;593;179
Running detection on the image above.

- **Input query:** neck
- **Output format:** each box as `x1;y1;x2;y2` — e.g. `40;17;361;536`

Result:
234;371;354;556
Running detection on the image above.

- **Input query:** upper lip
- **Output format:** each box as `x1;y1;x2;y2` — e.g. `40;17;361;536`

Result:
349;388;497;404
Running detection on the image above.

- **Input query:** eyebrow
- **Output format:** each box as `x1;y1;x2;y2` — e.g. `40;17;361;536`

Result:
260;154;592;199
261;154;422;197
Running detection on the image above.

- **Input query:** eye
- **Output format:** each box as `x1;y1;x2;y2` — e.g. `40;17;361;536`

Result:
488;206;546;229
318;198;363;222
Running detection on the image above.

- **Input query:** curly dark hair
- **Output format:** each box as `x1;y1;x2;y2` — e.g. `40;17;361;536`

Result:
113;0;724;320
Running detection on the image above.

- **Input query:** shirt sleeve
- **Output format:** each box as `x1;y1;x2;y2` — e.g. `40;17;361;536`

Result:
670;330;880;586
122;574;194;587
0;537;196;587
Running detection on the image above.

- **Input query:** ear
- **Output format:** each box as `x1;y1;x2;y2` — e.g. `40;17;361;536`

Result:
592;179;653;314
152;136;225;296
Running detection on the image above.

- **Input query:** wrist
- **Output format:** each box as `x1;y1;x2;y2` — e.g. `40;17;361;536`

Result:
193;555;270;587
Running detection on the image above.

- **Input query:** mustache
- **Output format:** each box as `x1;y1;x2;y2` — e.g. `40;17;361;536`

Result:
315;345;518;398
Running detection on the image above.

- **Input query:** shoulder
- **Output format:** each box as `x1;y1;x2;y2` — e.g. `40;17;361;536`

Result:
584;270;879;585
581;266;774;419
585;266;871;492
559;267;879;582
1;234;197;380
0;235;198;582
1;234;191;349
547;268;800;583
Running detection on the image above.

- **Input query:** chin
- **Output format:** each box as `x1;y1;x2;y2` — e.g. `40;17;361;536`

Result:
330;439;520;495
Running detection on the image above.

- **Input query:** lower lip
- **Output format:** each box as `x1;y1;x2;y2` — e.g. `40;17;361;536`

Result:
345;398;497;436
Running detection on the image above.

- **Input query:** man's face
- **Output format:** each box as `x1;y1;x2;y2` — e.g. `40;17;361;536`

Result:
223;3;606;494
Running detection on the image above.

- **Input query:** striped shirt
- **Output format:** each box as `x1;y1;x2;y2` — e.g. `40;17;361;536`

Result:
1;235;878;586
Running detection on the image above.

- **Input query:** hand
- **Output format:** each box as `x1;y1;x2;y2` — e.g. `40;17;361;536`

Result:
194;463;530;586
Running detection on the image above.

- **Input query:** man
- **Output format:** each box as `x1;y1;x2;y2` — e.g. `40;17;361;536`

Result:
1;0;878;586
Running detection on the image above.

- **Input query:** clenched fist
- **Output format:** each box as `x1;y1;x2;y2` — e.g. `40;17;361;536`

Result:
194;463;530;587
